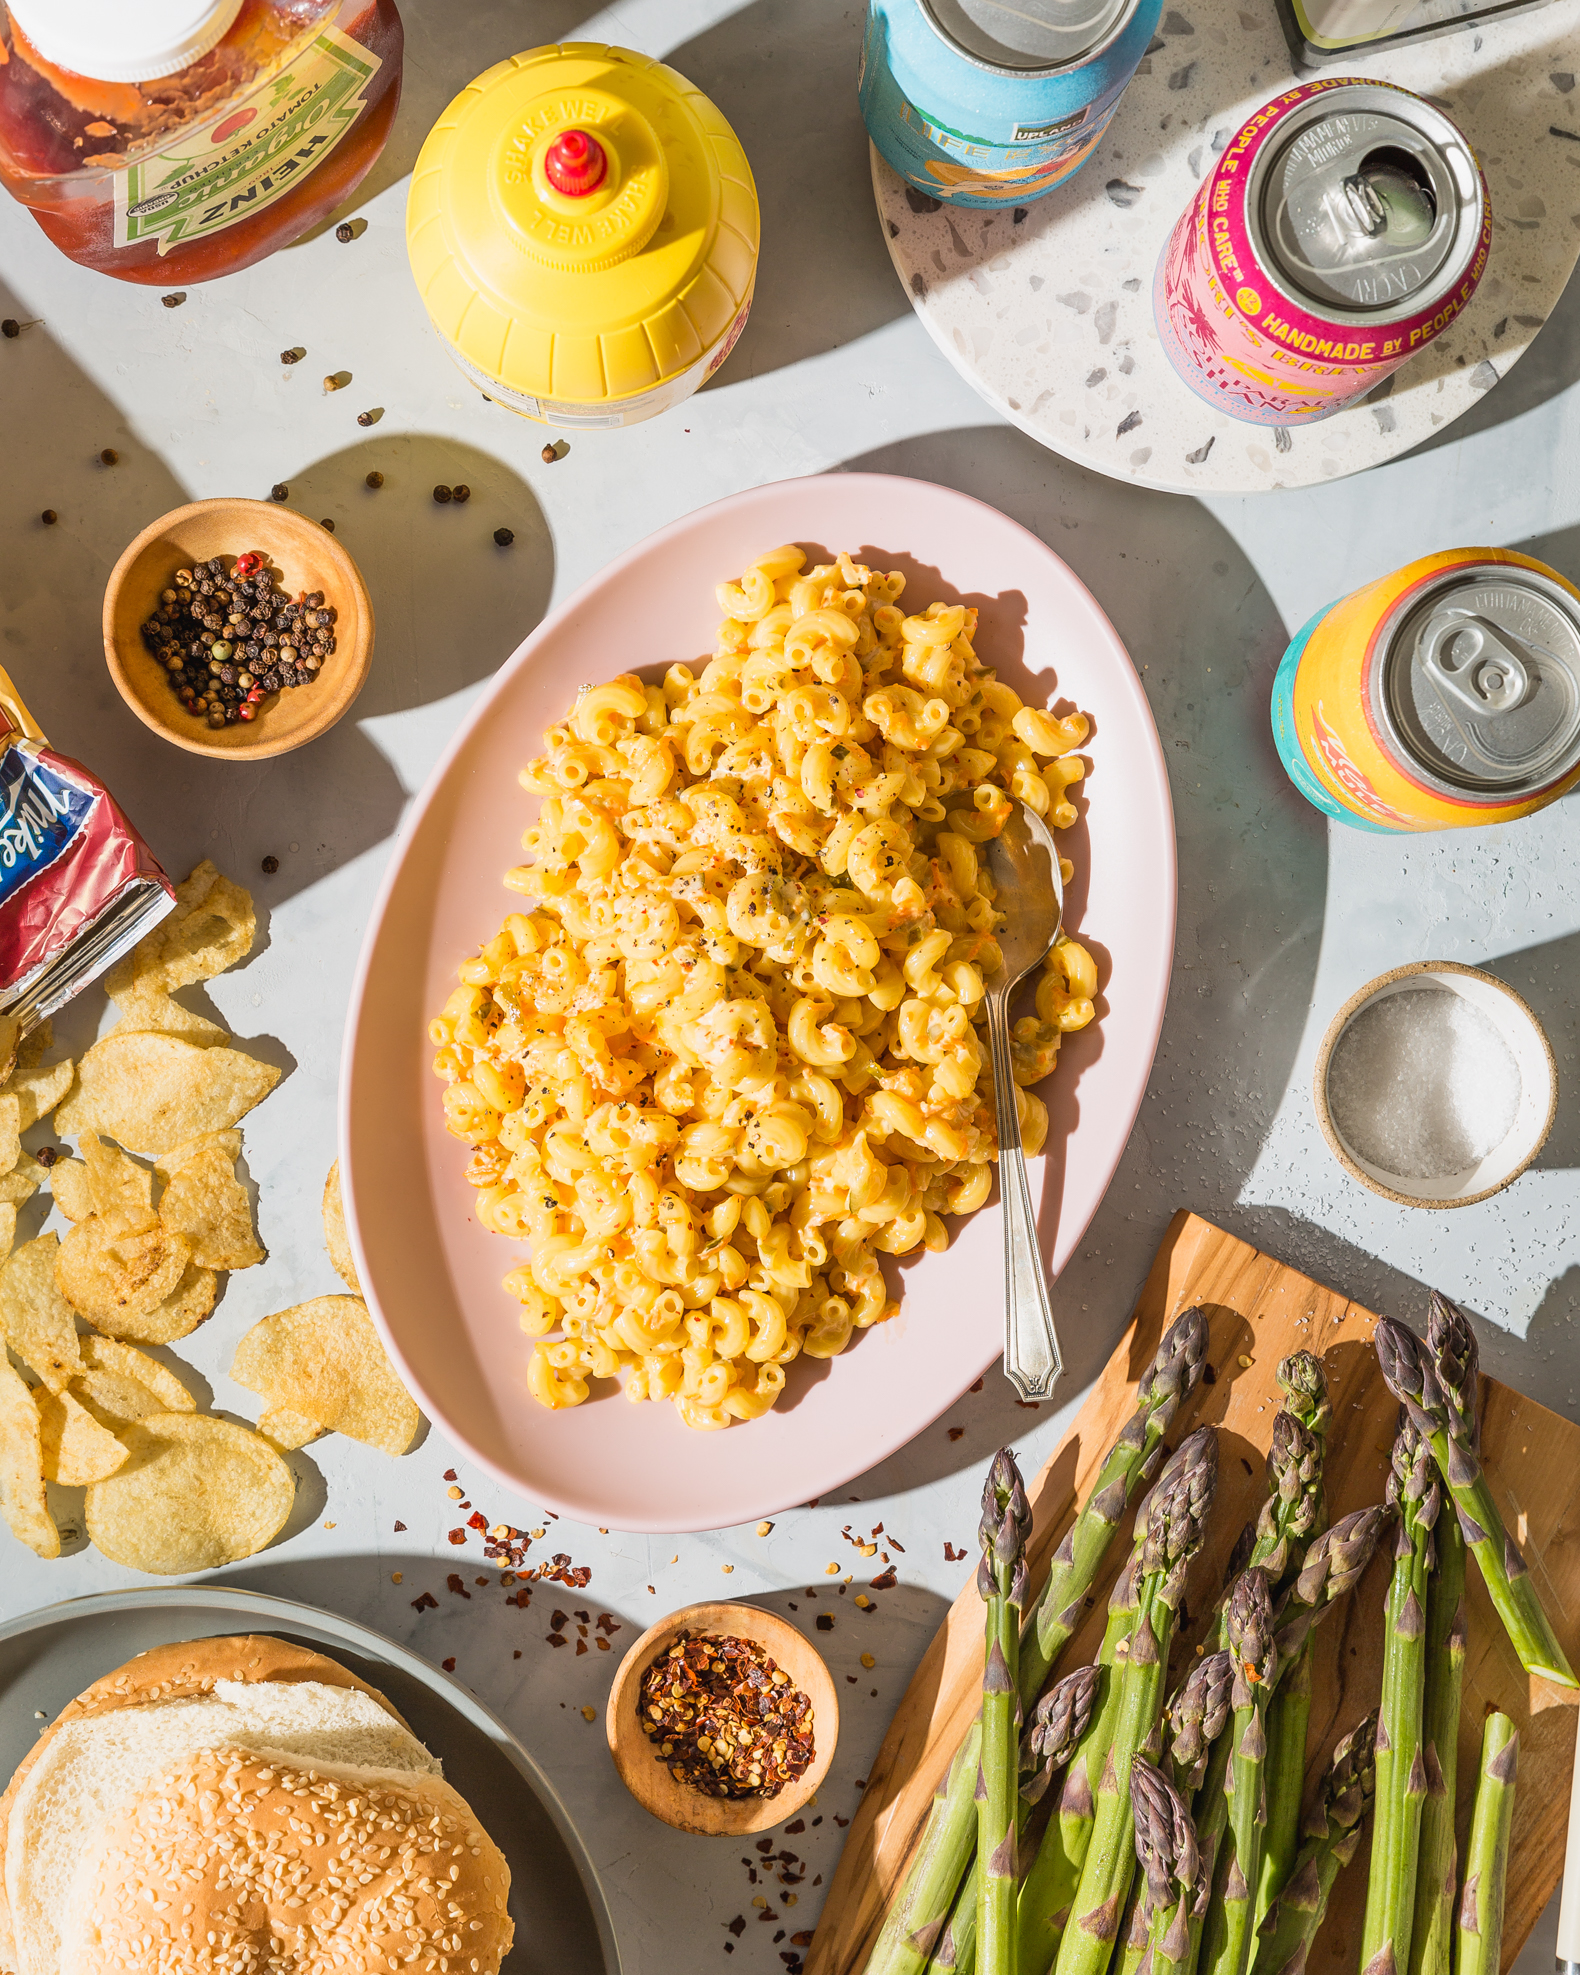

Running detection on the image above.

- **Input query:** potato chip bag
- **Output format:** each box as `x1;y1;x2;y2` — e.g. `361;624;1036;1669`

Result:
55;1034;279;1154
0;1357;57;1558
1;1235;82;1391
38;1385;127;1484
231;1296;418;1457
84;1412;293;1573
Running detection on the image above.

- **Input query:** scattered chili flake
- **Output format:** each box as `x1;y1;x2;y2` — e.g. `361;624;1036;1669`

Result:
446;1574;470;1599
410;1592;438;1613
546;1634;568;1647
969;1378;984;1393
1015;1399;1040;1411
467;1511;488;1530
889;1536;906;1553
393;1520;406;1532
944;1542;965;1562
784;1819;805;1835
1203;1363;1217;1385
442;1657;456;1672
792;1933;813;1947
834;1816;849;1828
727;1918;746;1939
638;1632;815;1801
443;1470;458;1481
447;1529;466;1545
869;1568;898;1591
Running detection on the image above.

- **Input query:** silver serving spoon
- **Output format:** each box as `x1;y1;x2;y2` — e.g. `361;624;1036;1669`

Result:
983;799;1066;1399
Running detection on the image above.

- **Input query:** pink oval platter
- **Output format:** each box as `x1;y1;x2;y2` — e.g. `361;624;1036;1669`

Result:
341;472;1176;1532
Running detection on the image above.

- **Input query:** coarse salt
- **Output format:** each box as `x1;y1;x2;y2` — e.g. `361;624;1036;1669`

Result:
1327;986;1521;1180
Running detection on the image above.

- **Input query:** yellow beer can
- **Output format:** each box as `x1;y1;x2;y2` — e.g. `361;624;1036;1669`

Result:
406;43;759;428
1270;548;1580;832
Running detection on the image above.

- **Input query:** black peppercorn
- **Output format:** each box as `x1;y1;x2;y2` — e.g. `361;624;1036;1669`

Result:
271;483;289;502
100;448;119;465
433;484;452;504
262;855;280;873
161;292;185;308
321;518;335;532
365;470;384;488
494;527;514;546
0;319;18;339
335;222;355;242
451;483;471;504
281;348;303;364
541;444;556;463
40;509;56;526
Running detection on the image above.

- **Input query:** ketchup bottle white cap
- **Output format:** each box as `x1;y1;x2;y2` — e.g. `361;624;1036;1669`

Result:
5;0;245;85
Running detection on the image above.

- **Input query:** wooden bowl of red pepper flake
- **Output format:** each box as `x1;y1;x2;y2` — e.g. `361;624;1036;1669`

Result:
103;497;374;760
606;1601;839;1836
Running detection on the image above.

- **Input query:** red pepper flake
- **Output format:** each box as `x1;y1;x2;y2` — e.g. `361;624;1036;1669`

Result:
575;1640;588;1655
870;1524;884;1537
546;1634;569;1647
550;1610;568;1630
640;1632;816;1802
784;1819;806;1834
870;1569;898;1591
815;1614;834;1632
969;1378;984;1393
726;1918;746;1939
467;1511;488;1530
446;1574;471;1599
410;1591;438;1613
596;1613;621;1634
513;1587;531;1608
443;1469;458;1481
442;1657;456;1672
447;1529;467;1546
755;1839;775;1855
944;1542;965;1562
393;1520;407;1532
948;1427;965;1441
1015;1399;1041;1411
792;1932;814;1946
834;1816;849;1828
888;1536;906;1553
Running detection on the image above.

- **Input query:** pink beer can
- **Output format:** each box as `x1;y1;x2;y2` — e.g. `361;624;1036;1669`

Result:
1154;78;1490;426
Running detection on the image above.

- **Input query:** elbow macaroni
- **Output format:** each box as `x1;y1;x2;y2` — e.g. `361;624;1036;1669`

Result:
430;547;1098;1431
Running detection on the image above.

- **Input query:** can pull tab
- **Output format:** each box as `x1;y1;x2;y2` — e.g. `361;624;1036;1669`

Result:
1342;172;1388;238
1419;611;1532;715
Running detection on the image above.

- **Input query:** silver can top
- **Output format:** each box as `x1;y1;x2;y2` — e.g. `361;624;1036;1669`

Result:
1249;84;1484;321
1373;564;1580;796
924;0;1134;74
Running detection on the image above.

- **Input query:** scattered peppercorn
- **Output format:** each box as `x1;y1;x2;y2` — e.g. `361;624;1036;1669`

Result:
639;1632;815;1800
35;1146;57;1168
433;484;452;504
271;483;289;501
356;409;380;427
161;292;185;308
451;483;471;504
0;319;18;338
541;444;557;463
138;552;337;727
323;373;345;392
335;222;355;242
493;527;514;546
261;855;280;873
99;448;119;465
365;470;384;488
40;510;56;526
280;348;303;365
320;518;335;532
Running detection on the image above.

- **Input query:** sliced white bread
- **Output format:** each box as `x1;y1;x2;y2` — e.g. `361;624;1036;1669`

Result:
8;1680;439;1975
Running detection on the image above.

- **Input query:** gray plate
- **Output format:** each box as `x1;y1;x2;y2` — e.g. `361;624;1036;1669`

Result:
0;1587;620;1975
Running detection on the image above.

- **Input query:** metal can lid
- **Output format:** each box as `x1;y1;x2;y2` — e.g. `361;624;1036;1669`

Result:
1377;565;1580;794
1257;89;1476;314
925;0;1132;73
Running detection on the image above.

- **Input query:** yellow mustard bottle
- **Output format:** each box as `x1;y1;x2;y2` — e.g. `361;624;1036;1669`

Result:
406;42;759;428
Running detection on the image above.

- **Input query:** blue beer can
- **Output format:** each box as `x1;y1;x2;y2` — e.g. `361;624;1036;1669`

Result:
859;0;1162;209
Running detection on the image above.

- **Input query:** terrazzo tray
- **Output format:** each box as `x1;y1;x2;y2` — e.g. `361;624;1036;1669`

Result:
873;0;1580;493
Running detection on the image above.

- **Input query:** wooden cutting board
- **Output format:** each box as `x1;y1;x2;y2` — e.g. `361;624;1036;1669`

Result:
807;1211;1580;1975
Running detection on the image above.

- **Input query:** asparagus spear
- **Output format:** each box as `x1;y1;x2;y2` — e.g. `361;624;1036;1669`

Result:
1361;1413;1440;1975
1276;1350;1332;1441
1252;1712;1378;1975
978;1448;1033;1975
1376;1306;1577;1688
1132;1755;1205;1975
1254;1630;1314;1935
1167;1651;1233;1794
1409;1506;1467;1975
1251;1409;1326;1590
1018;1428;1218;1975
1053;1427;1218;1975
1272;1505;1397;1669
944;1667;1103;1975
1024;1306;1210;1703
1200;1569;1278;1975
1451;1713;1517;1975
1116;1885;1151;1975
862;1313;1211;1975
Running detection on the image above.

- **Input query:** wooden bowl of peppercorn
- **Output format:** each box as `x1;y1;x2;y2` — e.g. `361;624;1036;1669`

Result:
103;496;374;760
606;1600;839;1836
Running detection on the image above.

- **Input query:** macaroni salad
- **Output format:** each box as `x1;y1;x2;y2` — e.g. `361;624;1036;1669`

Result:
430;547;1097;1431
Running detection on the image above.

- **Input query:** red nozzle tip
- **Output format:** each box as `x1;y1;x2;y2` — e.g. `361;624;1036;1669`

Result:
544;129;607;197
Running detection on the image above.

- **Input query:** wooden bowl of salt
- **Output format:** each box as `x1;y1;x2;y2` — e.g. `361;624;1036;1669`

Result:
1313;960;1557;1208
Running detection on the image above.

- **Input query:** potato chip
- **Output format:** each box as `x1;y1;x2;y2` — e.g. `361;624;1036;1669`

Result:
103;861;255;1001
158;1136;262;1271
322;1160;361;1293
82;1133;156;1221
0;1153;45;1209
91;1261;216;1347
0;1356;57;1558
38;1386;127;1485
0;1093;20;1177
56;1213;192;1326
1;1236;82;1391
257;1405;324;1451
84;1412;292;1574
74;1334;195;1424
0;1203;15;1264
156;1129;242;1181
47;1158;93;1222
5;1056;73;1129
108;986;229;1044
54;1034;280;1154
231;1296;418;1457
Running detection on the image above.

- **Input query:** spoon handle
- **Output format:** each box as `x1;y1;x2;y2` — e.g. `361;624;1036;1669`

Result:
986;984;1063;1400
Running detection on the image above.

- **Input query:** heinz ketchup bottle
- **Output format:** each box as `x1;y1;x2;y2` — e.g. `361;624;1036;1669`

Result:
0;0;402;282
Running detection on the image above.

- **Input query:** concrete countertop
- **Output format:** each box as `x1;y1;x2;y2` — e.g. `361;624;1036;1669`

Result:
0;2;1575;1971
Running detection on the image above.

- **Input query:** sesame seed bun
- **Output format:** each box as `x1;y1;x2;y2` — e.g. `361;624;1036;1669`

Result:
63;1744;514;1975
0;1637;510;1975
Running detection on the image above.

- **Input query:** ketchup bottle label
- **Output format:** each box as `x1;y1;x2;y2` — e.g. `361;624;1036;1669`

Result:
113;28;382;255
